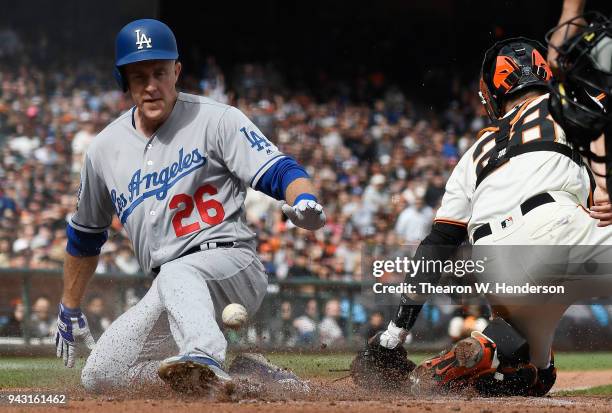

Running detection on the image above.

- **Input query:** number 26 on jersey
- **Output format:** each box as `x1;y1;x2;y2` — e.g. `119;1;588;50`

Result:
169;184;225;237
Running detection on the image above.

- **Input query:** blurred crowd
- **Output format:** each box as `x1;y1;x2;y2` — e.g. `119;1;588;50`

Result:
0;27;492;347
2;28;610;350
0;294;110;342
0;28;488;279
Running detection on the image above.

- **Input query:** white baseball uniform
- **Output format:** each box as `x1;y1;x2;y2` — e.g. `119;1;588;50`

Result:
435;93;612;368
76;93;285;392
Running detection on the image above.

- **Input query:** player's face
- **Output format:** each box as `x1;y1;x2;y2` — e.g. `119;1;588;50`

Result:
124;60;182;124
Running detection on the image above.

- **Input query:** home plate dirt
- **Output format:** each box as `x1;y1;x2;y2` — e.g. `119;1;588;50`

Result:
3;370;611;413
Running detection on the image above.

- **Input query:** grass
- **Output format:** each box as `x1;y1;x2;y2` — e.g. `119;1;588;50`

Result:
1;352;612;392
555;384;612;396
0;359;84;388
262;352;429;378
551;352;612;372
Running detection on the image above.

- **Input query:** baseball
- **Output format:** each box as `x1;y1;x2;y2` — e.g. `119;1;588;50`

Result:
222;303;248;329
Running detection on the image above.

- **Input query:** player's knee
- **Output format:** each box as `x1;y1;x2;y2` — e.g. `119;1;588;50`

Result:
154;268;180;294
81;358;121;393
81;361;101;393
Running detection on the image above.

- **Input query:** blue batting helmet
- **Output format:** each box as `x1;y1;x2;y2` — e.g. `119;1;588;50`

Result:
114;19;179;92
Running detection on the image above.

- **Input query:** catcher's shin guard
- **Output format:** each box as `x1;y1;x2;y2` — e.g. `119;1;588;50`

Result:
410;331;499;393
529;359;557;397
473;352;557;397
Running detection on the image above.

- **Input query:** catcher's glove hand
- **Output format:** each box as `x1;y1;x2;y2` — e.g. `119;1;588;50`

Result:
350;331;416;391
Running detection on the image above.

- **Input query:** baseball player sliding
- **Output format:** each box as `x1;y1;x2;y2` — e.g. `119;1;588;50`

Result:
55;19;325;394
352;37;612;396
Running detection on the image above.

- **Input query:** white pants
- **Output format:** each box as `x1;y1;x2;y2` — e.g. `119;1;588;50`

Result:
81;244;268;393
474;191;612;368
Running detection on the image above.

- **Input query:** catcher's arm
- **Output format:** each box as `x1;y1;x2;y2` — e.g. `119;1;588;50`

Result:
547;0;586;73
589;135;612;226
350;222;465;388
379;222;467;348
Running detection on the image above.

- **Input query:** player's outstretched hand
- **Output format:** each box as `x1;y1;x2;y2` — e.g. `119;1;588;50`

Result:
282;199;326;231
55;303;96;368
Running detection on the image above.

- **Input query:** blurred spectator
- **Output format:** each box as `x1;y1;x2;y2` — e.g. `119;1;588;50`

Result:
395;197;434;243
360;311;385;341
114;247;140;274
0;239;11;266
0;190;17;218
287;255;314;278
0;299;25;337
71;114;96;173
0;28;22;58
448;305;489;342
96;251;120;274
85;294;111;340
293;298;319;345
200;56;228;104
29;295;55;338
362;174;389;213
269;301;297;347
319;299;344;347
424;173;446;208
340;298;367;337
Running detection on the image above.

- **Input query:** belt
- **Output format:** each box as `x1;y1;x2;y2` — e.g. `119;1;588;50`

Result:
151;241;236;275
472;193;555;244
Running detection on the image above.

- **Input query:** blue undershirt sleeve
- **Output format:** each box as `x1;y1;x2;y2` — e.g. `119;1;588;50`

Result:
255;157;310;201
66;225;108;257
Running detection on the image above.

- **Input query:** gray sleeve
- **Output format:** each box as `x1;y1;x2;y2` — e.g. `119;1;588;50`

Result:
216;106;285;187
69;152;114;233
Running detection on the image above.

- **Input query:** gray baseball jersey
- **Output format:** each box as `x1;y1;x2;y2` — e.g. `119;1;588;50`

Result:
70;92;284;274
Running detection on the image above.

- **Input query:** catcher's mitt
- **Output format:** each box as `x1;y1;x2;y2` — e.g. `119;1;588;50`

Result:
350;332;416;391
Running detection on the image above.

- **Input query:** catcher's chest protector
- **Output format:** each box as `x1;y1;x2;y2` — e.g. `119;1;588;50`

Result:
474;97;594;202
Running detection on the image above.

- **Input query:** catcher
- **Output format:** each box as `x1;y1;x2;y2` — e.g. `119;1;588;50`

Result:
352;36;612;397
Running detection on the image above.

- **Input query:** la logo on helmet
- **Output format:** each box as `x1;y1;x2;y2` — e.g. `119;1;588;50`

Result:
135;29;152;50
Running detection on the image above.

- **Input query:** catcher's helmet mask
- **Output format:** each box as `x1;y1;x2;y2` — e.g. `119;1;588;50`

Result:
479;37;553;120
546;12;612;160
114;19;179;92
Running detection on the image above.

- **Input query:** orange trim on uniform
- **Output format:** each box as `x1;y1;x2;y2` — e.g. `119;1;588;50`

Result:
434;218;468;228
476;126;499;140
596;92;606;101
510;96;540;126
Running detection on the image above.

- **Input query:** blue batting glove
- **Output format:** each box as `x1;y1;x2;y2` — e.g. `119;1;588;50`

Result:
55;303;96;368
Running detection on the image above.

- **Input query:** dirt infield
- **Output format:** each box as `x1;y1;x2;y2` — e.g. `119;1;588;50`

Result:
3;370;612;413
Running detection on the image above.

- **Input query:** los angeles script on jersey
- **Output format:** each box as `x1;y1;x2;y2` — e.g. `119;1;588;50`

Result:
110;147;207;223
